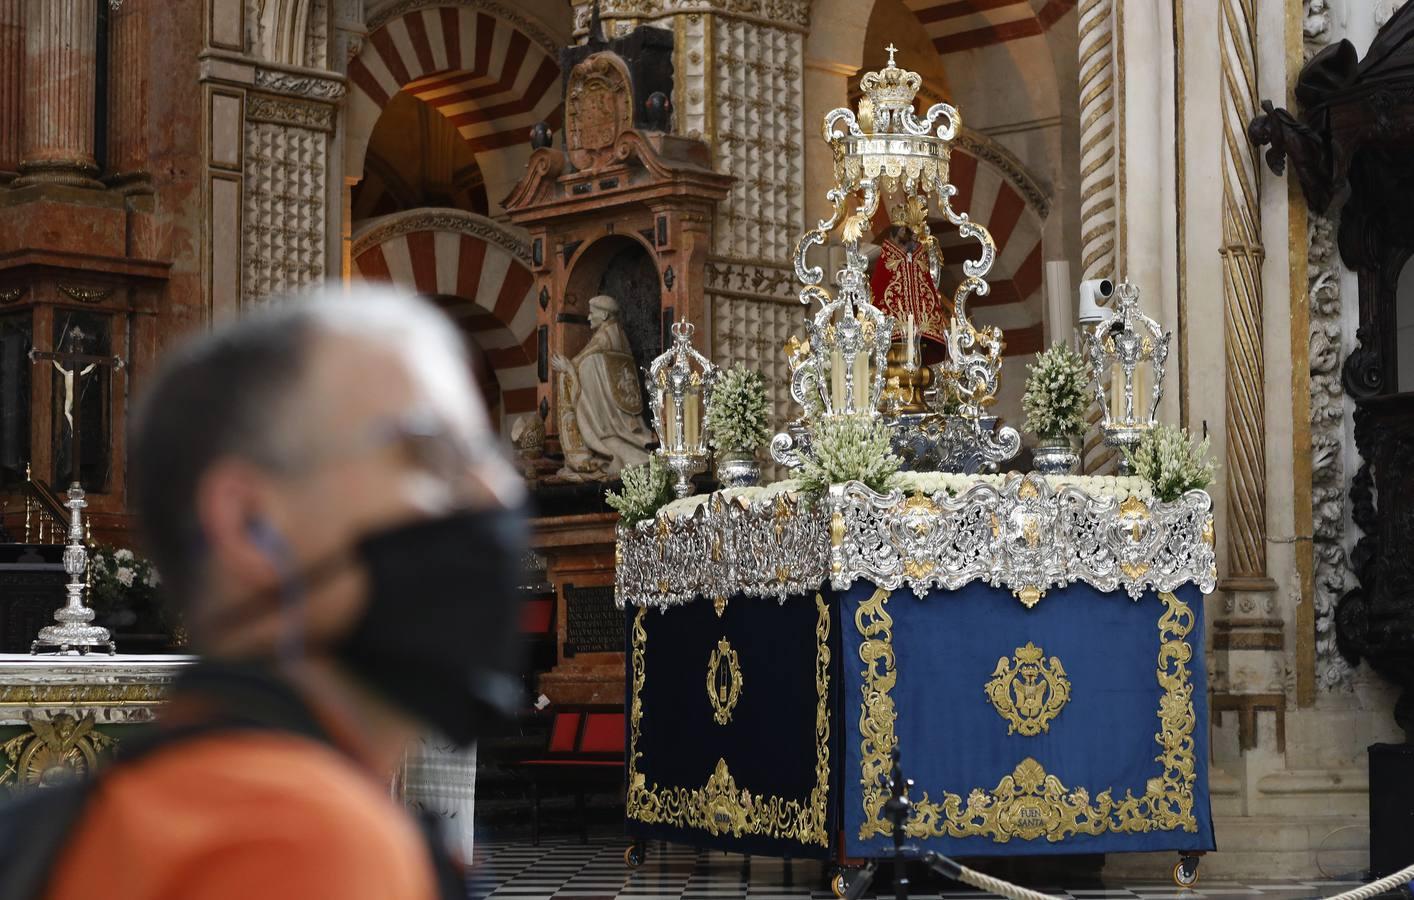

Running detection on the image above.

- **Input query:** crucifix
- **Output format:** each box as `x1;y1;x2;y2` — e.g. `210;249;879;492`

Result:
29;335;125;489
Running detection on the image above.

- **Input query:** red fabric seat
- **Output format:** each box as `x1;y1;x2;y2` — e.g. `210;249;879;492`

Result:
516;705;626;845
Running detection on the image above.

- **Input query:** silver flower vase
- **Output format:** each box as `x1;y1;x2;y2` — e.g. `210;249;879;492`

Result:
716;449;761;488
1032;435;1080;475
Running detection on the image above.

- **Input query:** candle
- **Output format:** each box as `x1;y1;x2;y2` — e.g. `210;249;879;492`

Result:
1110;361;1127;422
831;348;846;410
684;391;701;448
852;348;870;410
906;314;917;370
1132;364;1149;423
664;393;679;449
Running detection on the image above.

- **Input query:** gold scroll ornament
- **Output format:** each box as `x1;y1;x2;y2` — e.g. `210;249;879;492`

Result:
857;587;1199;842
707;638;743;725
1;713;115;788
627;596;832;846
984;642;1071;737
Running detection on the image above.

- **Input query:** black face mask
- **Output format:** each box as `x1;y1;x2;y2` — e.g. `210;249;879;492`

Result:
329;506;530;746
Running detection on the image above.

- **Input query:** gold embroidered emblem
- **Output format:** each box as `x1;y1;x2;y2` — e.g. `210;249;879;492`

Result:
984;642;1071;736
707;638;743;725
605;351;644;415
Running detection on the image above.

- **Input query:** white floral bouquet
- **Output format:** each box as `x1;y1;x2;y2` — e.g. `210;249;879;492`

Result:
89;545;162;622
706;364;771;453
797;415;901;496
607;455;675;526
1123;423;1216;502
1022;342;1090;439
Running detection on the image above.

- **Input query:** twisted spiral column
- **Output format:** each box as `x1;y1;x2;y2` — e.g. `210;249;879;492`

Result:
1077;0;1118;473
1219;0;1270;587
1211;0;1282;753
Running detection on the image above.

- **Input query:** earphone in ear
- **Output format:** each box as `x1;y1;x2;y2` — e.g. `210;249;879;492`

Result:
245;518;293;568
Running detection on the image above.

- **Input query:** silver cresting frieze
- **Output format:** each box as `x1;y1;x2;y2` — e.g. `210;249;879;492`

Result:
615;474;1217;609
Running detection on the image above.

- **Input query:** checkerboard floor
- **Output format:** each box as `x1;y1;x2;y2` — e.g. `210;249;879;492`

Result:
466;834;1374;900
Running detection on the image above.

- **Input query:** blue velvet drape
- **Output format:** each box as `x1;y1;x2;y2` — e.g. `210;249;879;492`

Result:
839;580;1214;857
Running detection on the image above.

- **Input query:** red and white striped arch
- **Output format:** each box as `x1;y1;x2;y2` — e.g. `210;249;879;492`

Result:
346;4;564;180
901;0;1076;55
350;211;539;422
870;145;1046;359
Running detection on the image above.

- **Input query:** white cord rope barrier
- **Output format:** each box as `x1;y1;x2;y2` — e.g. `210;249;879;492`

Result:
951;863;1065;900
1317;863;1414;900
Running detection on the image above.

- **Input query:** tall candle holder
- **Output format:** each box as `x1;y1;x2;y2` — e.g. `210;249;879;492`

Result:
648;321;719;498
1083;278;1170;471
32;483;115;655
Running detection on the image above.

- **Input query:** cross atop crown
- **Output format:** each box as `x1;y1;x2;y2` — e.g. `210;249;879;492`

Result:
858;44;923;125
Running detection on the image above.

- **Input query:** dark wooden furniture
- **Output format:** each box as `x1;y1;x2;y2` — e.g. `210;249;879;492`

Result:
518;704;626;845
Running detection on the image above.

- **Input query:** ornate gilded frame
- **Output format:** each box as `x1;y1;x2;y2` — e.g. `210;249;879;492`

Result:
855;587;1200;842
627;595;832;847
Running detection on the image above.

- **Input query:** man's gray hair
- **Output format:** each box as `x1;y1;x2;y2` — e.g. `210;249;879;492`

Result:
129;285;469;605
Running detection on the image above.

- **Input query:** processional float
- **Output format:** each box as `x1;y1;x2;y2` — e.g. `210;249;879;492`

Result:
616;47;1214;893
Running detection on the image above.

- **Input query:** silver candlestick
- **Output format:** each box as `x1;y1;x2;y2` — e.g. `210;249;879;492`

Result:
32;483;116;655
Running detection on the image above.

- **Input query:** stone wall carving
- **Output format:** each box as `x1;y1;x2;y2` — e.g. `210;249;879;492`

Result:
253;68;347;101
243;107;329;304
1308;213;1353;690
710;18;802;263
708;258;799;480
573;0;810;34
350;208;532;265
305;0;329;69
1301;0;1354;692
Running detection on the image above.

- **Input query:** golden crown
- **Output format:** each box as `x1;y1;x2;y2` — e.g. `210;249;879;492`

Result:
858;44;923;120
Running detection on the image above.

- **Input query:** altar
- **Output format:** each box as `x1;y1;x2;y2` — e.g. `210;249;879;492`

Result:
618;474;1216;873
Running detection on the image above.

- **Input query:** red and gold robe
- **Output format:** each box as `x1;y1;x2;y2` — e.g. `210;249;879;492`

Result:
869;238;953;364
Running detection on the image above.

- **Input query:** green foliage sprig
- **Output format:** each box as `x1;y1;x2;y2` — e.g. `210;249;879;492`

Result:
706;364;771;453
1124;423;1216;502
1022;342;1091;439
797;415;902;496
606;455;674;525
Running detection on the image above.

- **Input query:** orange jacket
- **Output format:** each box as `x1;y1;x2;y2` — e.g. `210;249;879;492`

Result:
44;730;438;900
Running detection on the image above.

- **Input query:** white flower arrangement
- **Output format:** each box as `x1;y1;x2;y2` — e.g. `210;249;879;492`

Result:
1022;342;1091;439
658;471;1153;521
606;455;675;525
1124;423;1215;502
893;470;1152;500
706;364;771;453
796;415;902;496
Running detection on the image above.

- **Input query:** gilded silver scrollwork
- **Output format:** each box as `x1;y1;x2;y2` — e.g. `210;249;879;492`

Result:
615;474;1217;609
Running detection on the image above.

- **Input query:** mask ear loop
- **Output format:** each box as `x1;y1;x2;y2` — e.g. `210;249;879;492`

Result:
247;520;305;666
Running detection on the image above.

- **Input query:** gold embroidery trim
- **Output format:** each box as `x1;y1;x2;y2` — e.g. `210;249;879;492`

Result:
707;638;743;725
984;642;1071;737
858;588;1199;842
627;595;832;846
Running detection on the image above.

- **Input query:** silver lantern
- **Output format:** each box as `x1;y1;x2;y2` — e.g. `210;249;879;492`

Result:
1083;278;1170;470
648;321;719;498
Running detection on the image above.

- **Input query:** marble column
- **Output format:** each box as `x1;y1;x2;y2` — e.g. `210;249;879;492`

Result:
1212;0;1282;746
1077;0;1118;473
16;0;102;188
0;0;22;179
106;0;149;188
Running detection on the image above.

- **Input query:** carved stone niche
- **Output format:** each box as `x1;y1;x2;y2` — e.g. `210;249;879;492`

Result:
1251;4;1414;740
503;35;733;468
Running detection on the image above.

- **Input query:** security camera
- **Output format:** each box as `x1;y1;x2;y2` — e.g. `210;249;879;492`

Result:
1077;278;1114;325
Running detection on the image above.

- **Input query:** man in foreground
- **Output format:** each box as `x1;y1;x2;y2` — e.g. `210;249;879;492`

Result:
39;287;526;899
